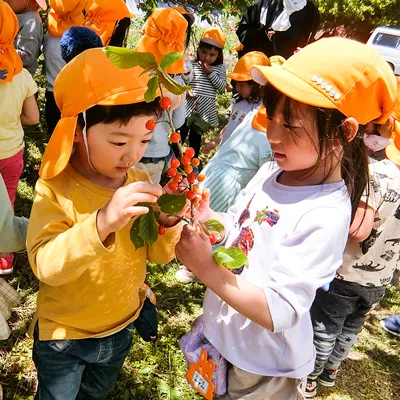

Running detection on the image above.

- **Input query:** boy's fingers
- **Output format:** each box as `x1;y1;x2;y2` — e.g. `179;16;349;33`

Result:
123;182;163;197
124;206;150;218
125;193;159;207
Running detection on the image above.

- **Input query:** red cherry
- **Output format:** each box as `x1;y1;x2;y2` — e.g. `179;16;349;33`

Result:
187;172;197;183
186;190;195;200
145;119;156;130
198;174;206;182
170;158;180;168
166;167;177;177
181;156;190;166
168;181;178;192
173;173;182;182
185;147;195;159
192;158;200;167
192;197;200;206
158;226;166;235
170;132;181;143
209;234;217;244
193;184;199;193
160;97;173;109
184;164;193;174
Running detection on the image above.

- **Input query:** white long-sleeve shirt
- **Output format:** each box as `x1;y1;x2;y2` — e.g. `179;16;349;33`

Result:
203;162;351;378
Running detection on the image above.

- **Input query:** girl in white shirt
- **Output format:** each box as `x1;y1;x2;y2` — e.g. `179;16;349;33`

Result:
176;38;397;400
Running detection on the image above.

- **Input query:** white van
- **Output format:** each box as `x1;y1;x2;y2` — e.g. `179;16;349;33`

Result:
367;26;400;75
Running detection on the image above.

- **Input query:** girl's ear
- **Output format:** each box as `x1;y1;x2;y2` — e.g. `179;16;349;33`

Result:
342;117;359;143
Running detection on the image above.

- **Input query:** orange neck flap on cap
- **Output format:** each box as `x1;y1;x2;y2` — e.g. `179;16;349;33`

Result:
39;48;160;180
252;105;267;132
48;0;86;38
83;0;132;46
0;0;23;83
134;8;188;75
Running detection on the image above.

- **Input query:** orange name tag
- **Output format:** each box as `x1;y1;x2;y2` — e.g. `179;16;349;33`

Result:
186;349;215;400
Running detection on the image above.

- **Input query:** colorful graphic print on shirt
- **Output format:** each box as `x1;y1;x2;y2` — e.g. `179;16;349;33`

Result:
231;196;280;275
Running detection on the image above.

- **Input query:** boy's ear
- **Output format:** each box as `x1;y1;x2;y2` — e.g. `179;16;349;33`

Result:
342;117;359;143
74;123;83;143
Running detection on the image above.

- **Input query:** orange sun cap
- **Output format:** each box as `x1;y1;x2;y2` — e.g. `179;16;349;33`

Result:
48;0;86;38
134;8;188;75
0;0;23;82
83;0;134;46
172;6;195;24
200;27;225;49
250;37;397;125
39;48;161;180
385;78;400;166
228;51;271;81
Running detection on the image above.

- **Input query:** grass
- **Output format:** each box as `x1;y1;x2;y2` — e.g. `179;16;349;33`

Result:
1;24;400;400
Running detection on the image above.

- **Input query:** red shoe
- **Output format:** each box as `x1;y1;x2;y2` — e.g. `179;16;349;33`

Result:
0;253;14;275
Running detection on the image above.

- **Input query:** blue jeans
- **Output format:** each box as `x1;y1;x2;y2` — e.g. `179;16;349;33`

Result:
33;322;134;400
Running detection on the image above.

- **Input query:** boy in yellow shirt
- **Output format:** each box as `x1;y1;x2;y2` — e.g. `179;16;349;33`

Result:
27;48;183;399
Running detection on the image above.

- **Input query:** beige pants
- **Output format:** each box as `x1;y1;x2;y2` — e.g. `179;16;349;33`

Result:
218;365;304;400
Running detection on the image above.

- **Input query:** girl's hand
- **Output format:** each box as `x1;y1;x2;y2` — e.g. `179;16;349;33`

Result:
175;224;214;278
199;60;213;74
97;182;162;242
192;188;212;223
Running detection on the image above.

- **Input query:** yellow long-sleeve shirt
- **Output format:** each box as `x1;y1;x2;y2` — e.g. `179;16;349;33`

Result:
27;164;182;340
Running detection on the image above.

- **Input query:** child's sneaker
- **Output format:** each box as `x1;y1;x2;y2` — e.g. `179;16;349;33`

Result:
318;369;338;387
380;315;400;337
0;253;14;275
303;376;318;398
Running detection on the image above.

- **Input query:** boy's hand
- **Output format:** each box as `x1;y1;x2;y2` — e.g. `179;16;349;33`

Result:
97;182;163;242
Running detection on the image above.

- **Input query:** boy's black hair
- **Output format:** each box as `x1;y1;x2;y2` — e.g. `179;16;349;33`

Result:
196;41;224;66
263;84;369;224
231;79;263;104
77;98;162;130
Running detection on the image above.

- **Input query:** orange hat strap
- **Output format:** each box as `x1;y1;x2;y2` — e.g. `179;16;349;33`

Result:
81;110;99;173
0;44;23;83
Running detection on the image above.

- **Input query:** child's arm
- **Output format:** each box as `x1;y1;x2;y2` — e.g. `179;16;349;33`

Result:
348;201;375;242
205;63;226;93
0;174;28;253
28;180;162;286
176;206;349;332
14;16;42;73
203;127;225;154
20;95;39;125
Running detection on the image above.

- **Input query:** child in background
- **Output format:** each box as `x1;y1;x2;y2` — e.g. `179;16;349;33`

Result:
305;107;400;398
134;7;188;184
175;38;397;399
43;0;86;134
5;0;45;76
180;27;226;158
83;0;133;46
0;0;39;274
203;51;270;153
27;48;183;398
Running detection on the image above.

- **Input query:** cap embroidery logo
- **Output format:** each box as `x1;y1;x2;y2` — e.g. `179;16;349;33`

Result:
311;74;342;100
0;69;8;80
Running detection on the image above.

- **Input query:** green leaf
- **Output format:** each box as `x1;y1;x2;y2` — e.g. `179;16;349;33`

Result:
160;51;184;69
157;193;186;215
139;65;157;77
139;208;158;246
205;219;225;233
144;76;159;103
157;67;191;95
213;247;248;269
130;216;145;250
104;47;158;69
137;366;153;375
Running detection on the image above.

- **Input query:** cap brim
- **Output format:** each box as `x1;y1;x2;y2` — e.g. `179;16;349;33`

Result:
228;72;252;81
385;143;400;166
200;38;224;49
35;0;47;10
250;65;336;109
39;116;77;179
